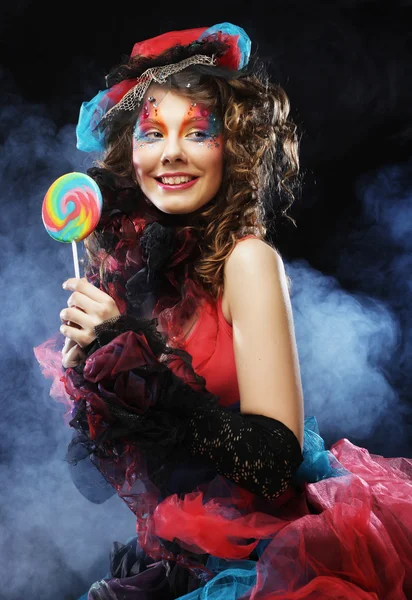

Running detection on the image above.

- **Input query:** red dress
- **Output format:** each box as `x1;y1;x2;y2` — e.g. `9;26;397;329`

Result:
172;274;240;408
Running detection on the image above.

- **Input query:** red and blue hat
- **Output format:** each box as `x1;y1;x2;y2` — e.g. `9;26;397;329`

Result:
76;22;251;153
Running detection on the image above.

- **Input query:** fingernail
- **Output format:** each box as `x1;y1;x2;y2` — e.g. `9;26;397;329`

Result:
62;282;67;289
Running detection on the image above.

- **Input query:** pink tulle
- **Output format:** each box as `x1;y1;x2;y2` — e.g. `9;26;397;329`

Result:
144;438;412;598
33;333;73;424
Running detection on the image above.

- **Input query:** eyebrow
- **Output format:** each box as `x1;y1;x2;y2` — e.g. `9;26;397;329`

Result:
139;116;210;126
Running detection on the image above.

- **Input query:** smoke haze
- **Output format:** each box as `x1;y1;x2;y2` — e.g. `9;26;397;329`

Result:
1;2;411;597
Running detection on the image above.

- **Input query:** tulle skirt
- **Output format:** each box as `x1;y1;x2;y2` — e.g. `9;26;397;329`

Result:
75;416;412;599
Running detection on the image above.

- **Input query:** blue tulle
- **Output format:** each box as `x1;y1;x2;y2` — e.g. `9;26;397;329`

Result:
76;88;111;153
177;558;257;600
199;22;251;70
293;416;351;484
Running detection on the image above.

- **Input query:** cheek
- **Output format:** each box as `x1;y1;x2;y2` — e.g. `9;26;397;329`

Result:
132;143;157;180
191;135;224;174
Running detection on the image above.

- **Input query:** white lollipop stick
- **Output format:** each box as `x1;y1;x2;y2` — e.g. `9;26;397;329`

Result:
72;240;80;278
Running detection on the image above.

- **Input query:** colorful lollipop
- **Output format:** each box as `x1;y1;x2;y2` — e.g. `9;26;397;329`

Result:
42;172;103;277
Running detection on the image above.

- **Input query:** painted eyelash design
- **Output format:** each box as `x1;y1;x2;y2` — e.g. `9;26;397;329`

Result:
133;124;160;142
186;131;209;140
133;128;218;145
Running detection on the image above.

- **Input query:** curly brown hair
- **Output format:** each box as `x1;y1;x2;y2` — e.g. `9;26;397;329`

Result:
87;60;301;300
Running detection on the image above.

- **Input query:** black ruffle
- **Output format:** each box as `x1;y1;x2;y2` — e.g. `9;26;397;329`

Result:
87;536;205;599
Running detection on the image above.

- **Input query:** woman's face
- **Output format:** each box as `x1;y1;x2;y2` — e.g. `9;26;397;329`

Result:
132;87;224;215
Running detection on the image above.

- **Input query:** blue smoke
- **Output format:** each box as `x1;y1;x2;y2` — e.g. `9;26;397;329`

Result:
0;72;136;600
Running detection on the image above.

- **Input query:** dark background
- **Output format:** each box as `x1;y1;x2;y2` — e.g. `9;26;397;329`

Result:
1;2;412;598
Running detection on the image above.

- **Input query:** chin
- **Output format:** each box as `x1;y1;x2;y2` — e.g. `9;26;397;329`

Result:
148;196;215;216
160;206;202;216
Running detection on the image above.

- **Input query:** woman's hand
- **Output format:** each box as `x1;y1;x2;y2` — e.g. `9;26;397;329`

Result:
60;277;121;349
62;337;86;369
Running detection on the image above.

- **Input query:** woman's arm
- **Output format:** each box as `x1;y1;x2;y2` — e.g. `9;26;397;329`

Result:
224;238;304;446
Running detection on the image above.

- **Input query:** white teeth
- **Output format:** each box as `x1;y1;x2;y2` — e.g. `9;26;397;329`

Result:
160;176;194;185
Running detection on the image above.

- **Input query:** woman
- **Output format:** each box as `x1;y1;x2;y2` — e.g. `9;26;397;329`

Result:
36;22;412;600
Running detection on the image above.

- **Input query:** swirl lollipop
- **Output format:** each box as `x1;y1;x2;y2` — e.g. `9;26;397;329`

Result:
42;172;103;277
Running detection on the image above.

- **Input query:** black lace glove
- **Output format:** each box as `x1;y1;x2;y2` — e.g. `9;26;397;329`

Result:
154;369;303;499
188;409;302;500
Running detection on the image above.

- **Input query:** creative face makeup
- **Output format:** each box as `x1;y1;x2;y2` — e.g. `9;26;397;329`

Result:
132;86;224;215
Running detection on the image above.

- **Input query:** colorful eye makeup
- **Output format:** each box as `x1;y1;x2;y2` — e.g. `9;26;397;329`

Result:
133;99;221;148
185;103;221;148
133;102;160;147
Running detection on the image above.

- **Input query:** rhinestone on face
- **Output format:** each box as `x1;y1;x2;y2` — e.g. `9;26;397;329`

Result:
148;96;156;103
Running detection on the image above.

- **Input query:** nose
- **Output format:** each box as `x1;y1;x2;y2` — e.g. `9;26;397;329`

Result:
160;135;187;165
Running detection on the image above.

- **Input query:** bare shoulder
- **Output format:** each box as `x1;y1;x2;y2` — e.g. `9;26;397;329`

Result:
226;237;282;268
224;238;289;317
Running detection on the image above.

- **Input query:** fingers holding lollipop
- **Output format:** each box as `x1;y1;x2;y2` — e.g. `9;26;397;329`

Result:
59;276;121;348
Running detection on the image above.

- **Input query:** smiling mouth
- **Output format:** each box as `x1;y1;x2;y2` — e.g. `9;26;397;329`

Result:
155;175;198;185
155;176;200;191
